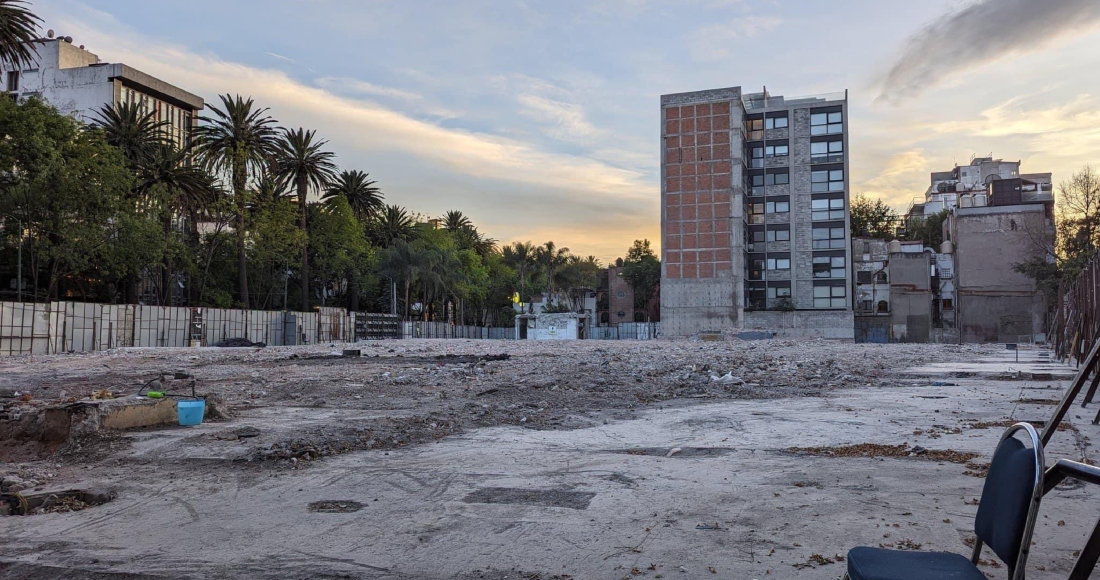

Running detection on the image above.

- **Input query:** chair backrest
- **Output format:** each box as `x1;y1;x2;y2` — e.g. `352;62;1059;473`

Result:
973;423;1044;574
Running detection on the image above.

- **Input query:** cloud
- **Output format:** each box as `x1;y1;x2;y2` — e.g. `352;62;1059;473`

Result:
516;94;603;142
854;149;930;209
877;0;1100;103
264;52;295;64
689;15;781;61
924;93;1100;137
316;77;423;102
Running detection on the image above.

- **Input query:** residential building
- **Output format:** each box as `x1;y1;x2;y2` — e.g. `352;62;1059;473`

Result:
6;35;203;148
607;265;637;326
904;156;1052;228
888;241;934;343
660;86;853;339
853;238;890;316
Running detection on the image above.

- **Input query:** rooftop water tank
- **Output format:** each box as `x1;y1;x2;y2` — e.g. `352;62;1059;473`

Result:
888;240;902;254
974;192;987;207
940;240;954;254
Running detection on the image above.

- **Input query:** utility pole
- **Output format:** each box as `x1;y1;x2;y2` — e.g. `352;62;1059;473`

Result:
16;218;21;303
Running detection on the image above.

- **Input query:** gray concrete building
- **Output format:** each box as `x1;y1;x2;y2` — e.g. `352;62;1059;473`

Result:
660;86;853;338
5;35;203;147
888;242;934;343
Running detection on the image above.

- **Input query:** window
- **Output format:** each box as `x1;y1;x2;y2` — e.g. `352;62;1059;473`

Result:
811;140;844;163
856;271;872;284
616;291;626;299
813;285;847;308
877;300;889;313
861;300;872;311
747;203;764;224
875;272;888;284
941;299;954;310
766;228;790;242
748;259;765;280
766;201;789;214
750;147;764;168
6;71;18;92
752;173;789;192
811;111;843;135
746;287;766;309
765;144;788;158
746;118;764;140
813;256;846;279
811;169;844;192
767;258;790;270
765;116;788;130
767;286;792;299
812;227;846;249
811;198;845;220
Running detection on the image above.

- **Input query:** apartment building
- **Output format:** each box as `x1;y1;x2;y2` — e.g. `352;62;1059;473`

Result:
5;35;203;148
659;86;853;338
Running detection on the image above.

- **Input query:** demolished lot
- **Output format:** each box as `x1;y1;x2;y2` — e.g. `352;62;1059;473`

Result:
0;339;1096;579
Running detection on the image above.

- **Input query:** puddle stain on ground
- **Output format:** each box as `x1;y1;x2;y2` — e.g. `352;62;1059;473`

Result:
462;487;595;510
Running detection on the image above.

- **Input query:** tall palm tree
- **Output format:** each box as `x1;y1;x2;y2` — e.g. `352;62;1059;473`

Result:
536;241;570;299
92;102;168;169
0;1;40;71
377;239;421;319
442;210;472;233
503;241;536;301
273;127;337;312
373;204;416;247
193;94;278;309
323;170;383;221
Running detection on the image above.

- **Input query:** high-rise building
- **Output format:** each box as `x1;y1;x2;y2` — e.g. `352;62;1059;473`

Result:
659;86;853;338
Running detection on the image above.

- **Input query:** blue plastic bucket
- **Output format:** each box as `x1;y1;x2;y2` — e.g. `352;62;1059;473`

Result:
177;399;206;426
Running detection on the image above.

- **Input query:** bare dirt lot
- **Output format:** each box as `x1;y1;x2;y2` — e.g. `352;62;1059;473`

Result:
0;340;1095;579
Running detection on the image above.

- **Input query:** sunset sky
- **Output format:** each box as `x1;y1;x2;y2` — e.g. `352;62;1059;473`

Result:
37;0;1100;263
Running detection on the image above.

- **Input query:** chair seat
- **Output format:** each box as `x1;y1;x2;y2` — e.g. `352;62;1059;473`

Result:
847;546;988;580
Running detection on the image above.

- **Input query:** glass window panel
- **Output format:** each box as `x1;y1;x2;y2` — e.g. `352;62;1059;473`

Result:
811;171;828;182
828;112;842;123
813;286;830;298
811;113;827;126
811;142;827;154
829;141;843;152
829;170;844;180
775;173;788;185
829;181;844;192
812;199;828;210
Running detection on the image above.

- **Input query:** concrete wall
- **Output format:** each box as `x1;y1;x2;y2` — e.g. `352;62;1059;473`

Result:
741;310;855;340
950;204;1051;342
888;252;932;343
523;313;584;340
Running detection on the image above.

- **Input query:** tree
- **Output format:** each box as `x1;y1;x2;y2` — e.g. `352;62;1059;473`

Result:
92;102;168;169
622;239;660;320
377;239;421;318
323;170;383;221
371;204;416;246
850;192;896;239
536;241;569;298
905;209;948;249
308;197;373;309
273;127;337;311
442;210;472;233
502;241;537;302
0;0;40;71
193;94;278;308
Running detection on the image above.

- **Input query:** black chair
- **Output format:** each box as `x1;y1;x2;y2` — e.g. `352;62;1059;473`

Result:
845;422;1045;580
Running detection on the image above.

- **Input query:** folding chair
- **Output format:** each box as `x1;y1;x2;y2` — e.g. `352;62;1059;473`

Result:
844;423;1044;580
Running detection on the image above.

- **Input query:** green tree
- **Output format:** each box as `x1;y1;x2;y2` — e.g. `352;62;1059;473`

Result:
323;169;383;221
502;241;537;302
273;127;338;311
246;198;305;309
194;94;278;308
622;239;660;320
850;192;896;239
309;197;373;309
92;102;168;169
371;204;417;247
905;209;948;249
0;0;40;70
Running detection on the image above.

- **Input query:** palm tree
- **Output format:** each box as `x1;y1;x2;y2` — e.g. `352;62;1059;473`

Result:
442;210;472;233
377;239;421;319
323;170;383;221
92;102;168;168
193;94;278;309
503;241;536;301
372;204;416;247
273;127;337;311
0;1;40;71
536;241;570;299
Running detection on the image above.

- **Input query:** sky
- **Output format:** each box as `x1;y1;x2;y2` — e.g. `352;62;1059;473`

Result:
34;0;1100;263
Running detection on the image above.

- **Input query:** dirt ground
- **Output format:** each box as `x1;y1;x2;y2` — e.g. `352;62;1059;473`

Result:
0;339;1094;579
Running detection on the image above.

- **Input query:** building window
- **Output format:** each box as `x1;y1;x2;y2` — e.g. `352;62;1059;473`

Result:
752;173;789;192
745;118;764;140
875;272;888;284
766;228;790;242
617;291;626;299
877;300;889;313
811;111;843;135
765;116;788;130
748;259;765;280
811;140;843;163
766;201;789;214
856;271;872;284
750;147;764;168
766;258;790;270
767;286;792;299
813;256;846;279
765;144;788;158
811;198;845;220
747;203;764;224
811;169;844;192
812;227;846;249
941;298;954;310
861;300;873;311
6;71;18;92
813;285;846;308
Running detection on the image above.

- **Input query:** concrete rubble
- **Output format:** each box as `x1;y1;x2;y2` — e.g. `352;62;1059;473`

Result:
0;340;1096;579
